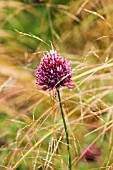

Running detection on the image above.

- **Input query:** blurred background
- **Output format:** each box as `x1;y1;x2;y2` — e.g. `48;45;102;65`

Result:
0;0;113;169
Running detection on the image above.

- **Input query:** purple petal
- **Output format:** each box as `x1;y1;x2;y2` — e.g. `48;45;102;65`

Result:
67;83;74;89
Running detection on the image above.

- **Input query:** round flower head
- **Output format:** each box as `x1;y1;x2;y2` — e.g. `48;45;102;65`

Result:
35;50;74;91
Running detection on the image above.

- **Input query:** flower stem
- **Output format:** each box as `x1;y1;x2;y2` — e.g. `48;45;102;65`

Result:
57;89;72;170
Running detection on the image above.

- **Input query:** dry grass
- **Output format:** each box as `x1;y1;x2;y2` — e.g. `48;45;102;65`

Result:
0;0;113;169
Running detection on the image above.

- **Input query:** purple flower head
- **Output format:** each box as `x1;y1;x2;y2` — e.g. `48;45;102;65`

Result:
35;50;74;91
83;145;101;162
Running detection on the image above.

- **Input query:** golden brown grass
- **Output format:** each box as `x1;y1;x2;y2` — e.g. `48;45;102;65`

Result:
0;0;113;169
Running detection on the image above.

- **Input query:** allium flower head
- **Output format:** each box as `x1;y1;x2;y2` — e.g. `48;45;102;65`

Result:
83;145;101;162
35;50;74;90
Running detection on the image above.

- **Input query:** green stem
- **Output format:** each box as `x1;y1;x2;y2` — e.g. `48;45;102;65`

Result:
57;89;72;170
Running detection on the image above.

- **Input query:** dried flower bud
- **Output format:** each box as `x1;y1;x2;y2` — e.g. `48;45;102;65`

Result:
35;50;74;90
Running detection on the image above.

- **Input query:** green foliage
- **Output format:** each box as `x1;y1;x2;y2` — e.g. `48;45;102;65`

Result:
0;0;113;169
